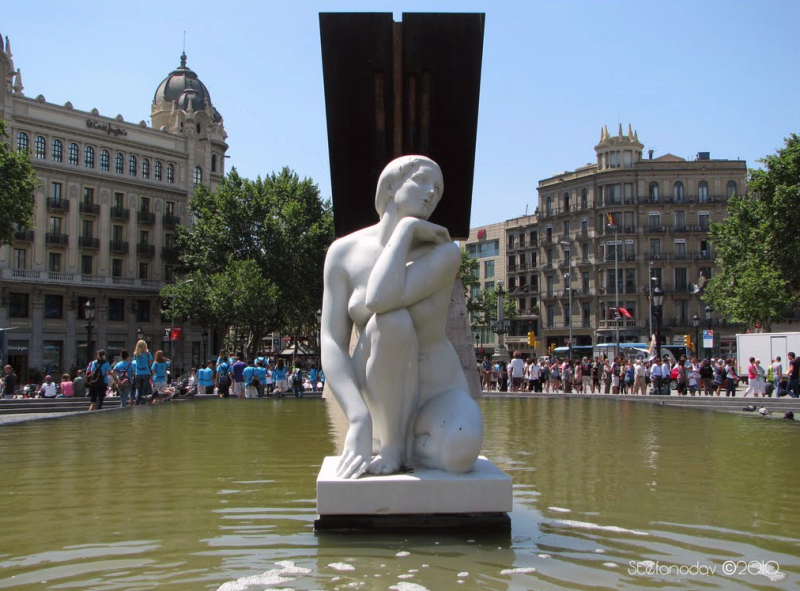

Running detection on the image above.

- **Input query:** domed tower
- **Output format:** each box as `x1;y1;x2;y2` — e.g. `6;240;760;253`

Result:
595;123;643;171
152;52;228;184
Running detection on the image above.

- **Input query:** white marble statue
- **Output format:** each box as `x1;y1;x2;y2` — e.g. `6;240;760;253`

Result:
321;155;484;479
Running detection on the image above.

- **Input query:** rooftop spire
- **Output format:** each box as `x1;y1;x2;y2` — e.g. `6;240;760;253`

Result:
180;51;187;68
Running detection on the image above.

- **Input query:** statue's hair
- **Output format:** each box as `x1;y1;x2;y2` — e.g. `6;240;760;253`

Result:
375;155;443;217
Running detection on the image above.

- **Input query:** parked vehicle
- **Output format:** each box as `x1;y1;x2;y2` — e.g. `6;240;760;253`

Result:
736;332;800;378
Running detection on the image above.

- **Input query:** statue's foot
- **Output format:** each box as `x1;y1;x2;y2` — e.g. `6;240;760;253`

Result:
367;445;404;475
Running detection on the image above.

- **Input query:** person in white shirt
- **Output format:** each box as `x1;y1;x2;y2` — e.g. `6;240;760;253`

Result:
39;375;57;398
508;351;525;392
633;360;647;395
661;359;672;395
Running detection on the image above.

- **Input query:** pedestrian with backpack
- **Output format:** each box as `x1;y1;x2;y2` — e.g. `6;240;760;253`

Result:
113;350;134;408
216;357;232;398
87;350;111;411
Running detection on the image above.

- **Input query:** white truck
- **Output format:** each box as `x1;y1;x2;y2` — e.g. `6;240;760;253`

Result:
735;332;800;374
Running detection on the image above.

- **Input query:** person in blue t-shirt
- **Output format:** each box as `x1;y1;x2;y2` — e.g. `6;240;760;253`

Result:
308;363;319;393
243;359;258;399
216;358;232;398
272;359;288;398
132;340;154;405
254;361;267;398
197;360;215;395
151;350;171;396
113;350;134;408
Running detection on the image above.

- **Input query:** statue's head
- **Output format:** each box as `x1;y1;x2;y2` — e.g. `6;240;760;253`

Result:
375;155;443;218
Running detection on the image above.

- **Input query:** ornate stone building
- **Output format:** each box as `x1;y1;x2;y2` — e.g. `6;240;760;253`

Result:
0;34;228;378
466;125;748;360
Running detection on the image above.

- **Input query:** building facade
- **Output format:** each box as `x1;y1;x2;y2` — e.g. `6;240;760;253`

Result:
466;124;748;360
1;36;228;379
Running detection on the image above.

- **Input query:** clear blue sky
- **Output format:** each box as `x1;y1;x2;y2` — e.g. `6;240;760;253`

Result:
2;0;798;226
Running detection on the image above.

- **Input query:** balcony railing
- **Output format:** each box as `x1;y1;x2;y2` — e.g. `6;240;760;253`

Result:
163;213;181;227
14;229;34;241
110;206;130;220
137;210;156;224
79;202;101;215
78;236;100;249
46;197;70;212
110;240;129;254
136;243;155;256
45;232;69;245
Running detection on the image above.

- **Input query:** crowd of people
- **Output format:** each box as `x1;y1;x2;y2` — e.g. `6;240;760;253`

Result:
480;350;800;398
1;342;327;410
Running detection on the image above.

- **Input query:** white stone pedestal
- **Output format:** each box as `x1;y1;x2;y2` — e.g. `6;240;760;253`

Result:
315;455;513;531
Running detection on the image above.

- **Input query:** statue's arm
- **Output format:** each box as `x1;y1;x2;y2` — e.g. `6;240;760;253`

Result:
321;242;373;478
366;218;459;314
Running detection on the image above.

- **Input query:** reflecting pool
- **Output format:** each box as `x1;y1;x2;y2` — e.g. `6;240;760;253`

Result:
1;397;798;590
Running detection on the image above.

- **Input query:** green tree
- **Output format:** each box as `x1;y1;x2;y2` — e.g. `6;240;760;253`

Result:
164;167;334;355
705;134;800;330
0;120;38;246
459;249;515;328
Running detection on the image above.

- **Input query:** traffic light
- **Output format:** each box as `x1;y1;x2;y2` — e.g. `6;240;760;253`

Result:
527;331;535;346
685;334;694;352
548;343;556;354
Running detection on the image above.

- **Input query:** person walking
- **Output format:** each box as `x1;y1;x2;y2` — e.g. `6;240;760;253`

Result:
87;350;111;411
508;351;525;392
743;357;758;397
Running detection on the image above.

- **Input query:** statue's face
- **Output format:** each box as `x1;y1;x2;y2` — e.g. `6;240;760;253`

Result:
392;165;443;219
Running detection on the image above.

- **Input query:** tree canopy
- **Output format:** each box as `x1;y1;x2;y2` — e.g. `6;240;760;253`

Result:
0;120;38;246
163;167;334;355
705;134;800;330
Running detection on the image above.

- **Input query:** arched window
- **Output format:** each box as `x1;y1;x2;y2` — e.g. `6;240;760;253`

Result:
129;155;137;176
649;181;660;201
698;180;709;203
100;149;110;171
673;181;684;202
155;160;163;181
84;146;95;168
52;139;63;162
167;163;175;184
193;166;203;185
115;152;124;174
69;142;79;165
142;158;150;179
211;153;217;172
726;180;737;198
562;191;570;212
35;135;46;159
17;132;29;153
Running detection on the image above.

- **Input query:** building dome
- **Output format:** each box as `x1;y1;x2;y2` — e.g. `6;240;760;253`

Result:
153;52;222;122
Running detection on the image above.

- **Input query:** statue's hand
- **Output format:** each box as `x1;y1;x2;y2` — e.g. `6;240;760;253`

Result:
397;217;452;244
336;418;373;479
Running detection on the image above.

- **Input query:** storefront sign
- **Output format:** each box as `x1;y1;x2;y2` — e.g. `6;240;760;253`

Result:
86;119;128;137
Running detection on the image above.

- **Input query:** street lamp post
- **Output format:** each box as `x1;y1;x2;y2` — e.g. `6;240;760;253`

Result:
692;314;700;360
608;221;620;360
653;286;664;360
704;305;714;357
85;298;96;364
491;280;511;362
136;326;144;344
201;329;208;364
560;240;572;360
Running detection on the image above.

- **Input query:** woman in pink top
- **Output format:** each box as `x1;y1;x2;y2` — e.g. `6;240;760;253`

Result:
59;373;74;397
744;356;758;397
